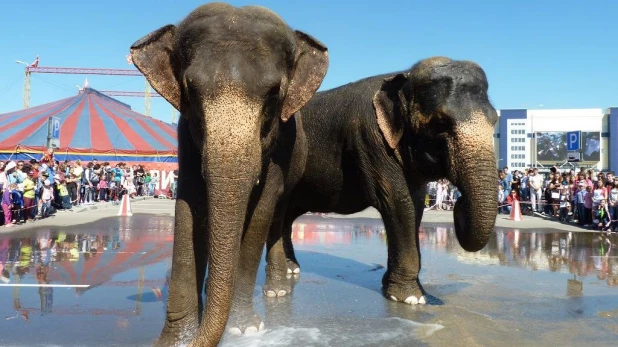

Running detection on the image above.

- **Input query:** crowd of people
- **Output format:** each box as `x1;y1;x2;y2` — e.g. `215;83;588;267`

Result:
498;166;618;232
424;165;618;233
0;150;178;228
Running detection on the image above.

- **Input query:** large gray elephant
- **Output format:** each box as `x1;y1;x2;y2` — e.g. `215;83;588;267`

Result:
264;56;498;305
130;3;328;346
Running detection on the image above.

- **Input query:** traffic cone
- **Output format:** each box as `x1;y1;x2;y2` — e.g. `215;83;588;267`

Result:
117;194;133;217
509;199;522;221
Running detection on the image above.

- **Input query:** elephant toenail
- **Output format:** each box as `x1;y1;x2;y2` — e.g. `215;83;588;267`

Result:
404;296;419;305
419;296;427;304
277;290;287;297
245;326;258;334
229;327;242;336
265;290;277;297
258;322;265;331
293;268;300;274
287;268;293;274
389;295;398;302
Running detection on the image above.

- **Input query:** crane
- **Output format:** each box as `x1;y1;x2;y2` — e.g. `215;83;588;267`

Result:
16;59;176;119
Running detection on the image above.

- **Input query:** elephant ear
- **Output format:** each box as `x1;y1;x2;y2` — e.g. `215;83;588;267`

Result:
280;31;329;122
130;25;181;111
373;73;408;149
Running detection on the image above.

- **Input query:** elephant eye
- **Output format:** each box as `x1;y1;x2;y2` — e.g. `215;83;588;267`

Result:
432;115;453;136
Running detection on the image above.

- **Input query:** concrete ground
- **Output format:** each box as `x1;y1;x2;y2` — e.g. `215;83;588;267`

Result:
1;199;616;346
0;198;596;235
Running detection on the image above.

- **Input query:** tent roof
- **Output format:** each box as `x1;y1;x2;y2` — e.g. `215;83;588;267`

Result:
0;88;177;162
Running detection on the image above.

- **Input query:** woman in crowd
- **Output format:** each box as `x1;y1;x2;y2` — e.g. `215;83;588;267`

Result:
505;189;519;214
592;180;608;212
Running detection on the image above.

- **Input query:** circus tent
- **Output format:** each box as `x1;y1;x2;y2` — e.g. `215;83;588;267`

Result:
0;88;177;164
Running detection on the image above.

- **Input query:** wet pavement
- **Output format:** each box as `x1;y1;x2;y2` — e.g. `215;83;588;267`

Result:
1;214;617;346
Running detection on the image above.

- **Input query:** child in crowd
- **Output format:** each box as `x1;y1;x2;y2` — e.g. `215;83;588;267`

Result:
10;184;23;224
2;184;13;227
58;179;72;211
584;185;593;226
559;186;571;223
40;180;54;218
594;199;612;232
110;181;117;202
575;182;587;226
98;174;108;202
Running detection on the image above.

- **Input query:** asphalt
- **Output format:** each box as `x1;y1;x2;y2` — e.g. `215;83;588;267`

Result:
0;198;598;235
1;199;617;346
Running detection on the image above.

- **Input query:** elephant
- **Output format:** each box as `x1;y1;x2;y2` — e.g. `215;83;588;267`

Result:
264;56;498;305
129;3;328;346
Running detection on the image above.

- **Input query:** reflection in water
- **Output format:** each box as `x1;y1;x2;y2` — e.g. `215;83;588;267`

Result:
293;216;618;288
0;217;173;320
1;213;617;339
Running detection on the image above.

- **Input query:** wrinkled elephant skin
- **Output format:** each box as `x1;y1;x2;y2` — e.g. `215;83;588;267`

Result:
266;56;498;307
130;3;328;346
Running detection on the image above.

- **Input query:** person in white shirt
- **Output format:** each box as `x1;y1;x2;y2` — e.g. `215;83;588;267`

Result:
529;168;544;213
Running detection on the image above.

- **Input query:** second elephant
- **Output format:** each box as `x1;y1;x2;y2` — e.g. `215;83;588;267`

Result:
265;56;499;305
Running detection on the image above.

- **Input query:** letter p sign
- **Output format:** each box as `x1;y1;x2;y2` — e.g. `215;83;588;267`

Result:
51;117;61;139
566;131;580;151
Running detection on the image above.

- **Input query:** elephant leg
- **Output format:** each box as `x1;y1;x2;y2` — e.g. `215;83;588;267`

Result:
282;211;302;274
156;171;207;346
379;186;426;305
264;205;299;297
228;163;284;334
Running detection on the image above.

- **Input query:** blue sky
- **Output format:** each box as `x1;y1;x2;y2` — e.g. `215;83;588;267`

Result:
0;0;616;123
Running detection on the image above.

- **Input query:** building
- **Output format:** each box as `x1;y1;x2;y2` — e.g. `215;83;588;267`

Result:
495;107;618;173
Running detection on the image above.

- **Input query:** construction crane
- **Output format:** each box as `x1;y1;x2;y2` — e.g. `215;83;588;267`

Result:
16;59;172;118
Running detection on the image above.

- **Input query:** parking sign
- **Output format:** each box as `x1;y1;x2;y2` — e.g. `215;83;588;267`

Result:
566;131;580;151
51;117;61;139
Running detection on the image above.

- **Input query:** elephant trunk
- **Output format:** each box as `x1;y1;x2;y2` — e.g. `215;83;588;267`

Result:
192;96;262;346
450;112;498;252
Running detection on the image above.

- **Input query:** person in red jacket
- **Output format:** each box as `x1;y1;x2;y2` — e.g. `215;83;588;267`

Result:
506;190;519;214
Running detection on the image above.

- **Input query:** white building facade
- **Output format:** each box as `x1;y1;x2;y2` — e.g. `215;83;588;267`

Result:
495;107;618;172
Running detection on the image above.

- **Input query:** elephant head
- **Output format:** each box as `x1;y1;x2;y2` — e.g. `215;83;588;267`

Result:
373;56;498;252
130;3;328;344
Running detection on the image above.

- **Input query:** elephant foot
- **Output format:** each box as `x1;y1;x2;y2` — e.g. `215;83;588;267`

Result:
263;278;292;297
383;280;427;306
155;319;198;347
228;309;265;335
286;259;300;274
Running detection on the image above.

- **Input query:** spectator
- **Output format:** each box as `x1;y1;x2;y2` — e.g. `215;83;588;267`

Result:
57;179;72;212
529;168;544;213
22;171;36;222
584;185;593;226
592;180;607;211
40;180;54;218
520;168;530;201
2;183;12;228
150;173;159;196
505;190;518;214
608;181;618;232
10;184;23;224
498;184;505;214
594;199;612;232
558;186;571;223
575;181;587;226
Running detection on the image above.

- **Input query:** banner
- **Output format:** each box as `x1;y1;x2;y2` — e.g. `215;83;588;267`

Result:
535;132;567;162
581;132;600;162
